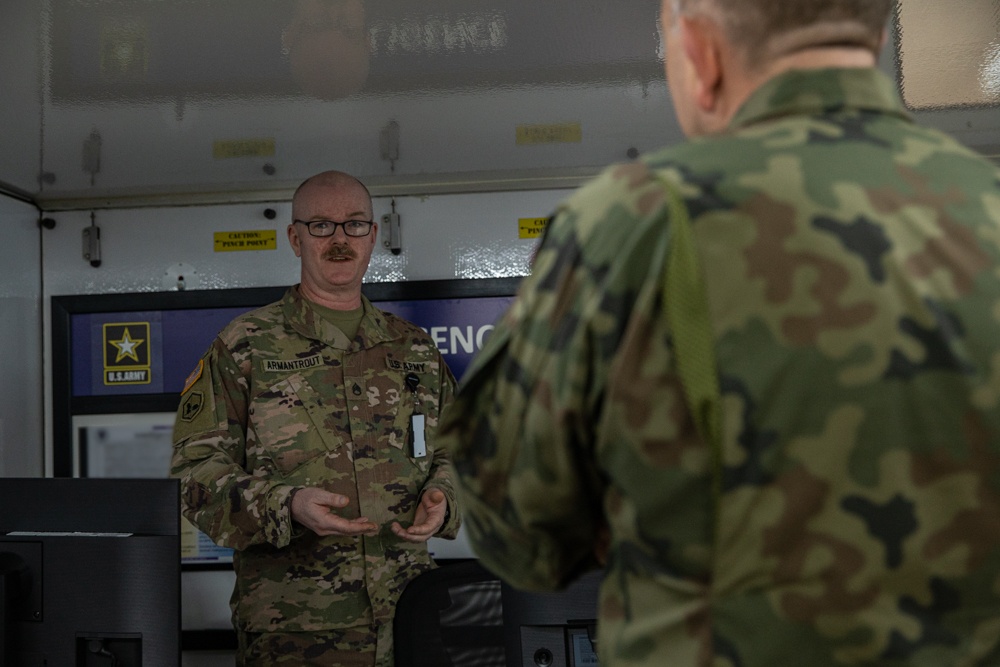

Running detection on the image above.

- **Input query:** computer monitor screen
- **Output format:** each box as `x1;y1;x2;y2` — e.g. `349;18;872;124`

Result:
502;569;601;667
0;477;180;666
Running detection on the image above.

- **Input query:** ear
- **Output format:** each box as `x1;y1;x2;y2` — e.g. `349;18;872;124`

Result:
876;27;889;57
679;15;723;112
287;223;303;257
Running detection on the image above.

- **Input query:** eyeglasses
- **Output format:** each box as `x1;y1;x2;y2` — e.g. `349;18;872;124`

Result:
294;219;374;238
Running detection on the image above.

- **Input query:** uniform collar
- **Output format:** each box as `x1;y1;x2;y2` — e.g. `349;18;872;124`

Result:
282;285;397;351
729;67;912;131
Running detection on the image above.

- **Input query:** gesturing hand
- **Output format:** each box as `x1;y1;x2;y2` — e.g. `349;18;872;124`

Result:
290;487;378;537
391;489;448;543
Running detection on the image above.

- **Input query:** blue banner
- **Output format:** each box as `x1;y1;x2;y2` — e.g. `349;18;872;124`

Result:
71;295;513;397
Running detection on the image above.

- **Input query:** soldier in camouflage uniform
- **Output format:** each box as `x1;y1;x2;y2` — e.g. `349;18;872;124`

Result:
171;171;460;666
438;0;1000;665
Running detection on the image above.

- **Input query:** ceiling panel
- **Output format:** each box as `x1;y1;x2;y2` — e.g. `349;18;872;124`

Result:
15;0;674;208
2;1;998;210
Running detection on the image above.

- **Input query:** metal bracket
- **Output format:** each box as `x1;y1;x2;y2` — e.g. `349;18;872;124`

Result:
382;198;402;255
162;262;200;291
82;211;101;268
380;120;400;173
82;129;102;186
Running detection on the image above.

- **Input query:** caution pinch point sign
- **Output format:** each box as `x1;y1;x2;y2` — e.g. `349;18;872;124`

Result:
214;230;277;252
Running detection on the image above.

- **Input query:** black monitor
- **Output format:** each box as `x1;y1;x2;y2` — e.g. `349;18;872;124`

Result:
0;477;181;666
501;569;602;667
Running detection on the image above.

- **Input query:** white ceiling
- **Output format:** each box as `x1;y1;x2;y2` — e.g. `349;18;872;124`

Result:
0;1;996;211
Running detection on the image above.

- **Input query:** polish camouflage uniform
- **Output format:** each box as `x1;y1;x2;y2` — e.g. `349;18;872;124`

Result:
438;68;1000;666
171;285;460;666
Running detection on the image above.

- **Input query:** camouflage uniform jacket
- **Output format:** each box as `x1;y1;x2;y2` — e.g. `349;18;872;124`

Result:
171;285;460;633
439;68;1000;665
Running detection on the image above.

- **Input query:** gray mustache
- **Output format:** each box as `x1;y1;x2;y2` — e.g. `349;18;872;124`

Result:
324;245;357;260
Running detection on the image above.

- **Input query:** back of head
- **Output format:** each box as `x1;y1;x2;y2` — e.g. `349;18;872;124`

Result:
676;0;894;64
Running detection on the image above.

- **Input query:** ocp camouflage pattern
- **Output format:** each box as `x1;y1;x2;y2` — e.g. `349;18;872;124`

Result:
171;286;460;639
439;68;1000;666
237;625;384;666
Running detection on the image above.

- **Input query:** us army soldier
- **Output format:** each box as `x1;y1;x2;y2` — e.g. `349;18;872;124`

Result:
172;171;459;667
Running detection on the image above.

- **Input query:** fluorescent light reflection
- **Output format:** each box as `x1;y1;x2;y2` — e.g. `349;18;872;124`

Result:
981;42;1000;98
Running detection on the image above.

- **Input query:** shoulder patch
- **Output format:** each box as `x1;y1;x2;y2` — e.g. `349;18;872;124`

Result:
181;359;204;395
179;391;204;422
386;358;428;374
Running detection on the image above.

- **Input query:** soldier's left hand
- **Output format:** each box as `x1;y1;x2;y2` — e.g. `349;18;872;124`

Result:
390;489;448;543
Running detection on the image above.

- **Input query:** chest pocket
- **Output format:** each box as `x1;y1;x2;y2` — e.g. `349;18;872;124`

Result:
367;363;442;472
250;372;340;475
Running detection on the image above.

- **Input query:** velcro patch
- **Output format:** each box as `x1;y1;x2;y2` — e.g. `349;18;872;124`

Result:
386;358;427;374
181;359;204;395
180;391;204;422
263;355;323;372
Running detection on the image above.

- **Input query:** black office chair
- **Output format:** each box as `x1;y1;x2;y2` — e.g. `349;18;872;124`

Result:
394;560;506;667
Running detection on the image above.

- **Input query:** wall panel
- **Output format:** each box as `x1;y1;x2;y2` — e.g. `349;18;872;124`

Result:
0;196;43;476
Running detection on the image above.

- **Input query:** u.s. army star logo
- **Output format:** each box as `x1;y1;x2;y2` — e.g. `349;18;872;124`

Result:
180;391;204;422
102;321;152;385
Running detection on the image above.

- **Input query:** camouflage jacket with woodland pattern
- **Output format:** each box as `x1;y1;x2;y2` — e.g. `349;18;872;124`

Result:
439;67;1000;666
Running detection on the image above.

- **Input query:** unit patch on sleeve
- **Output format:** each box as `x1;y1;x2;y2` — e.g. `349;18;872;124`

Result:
181;359;204;395
386;358;428;374
180;391;204;422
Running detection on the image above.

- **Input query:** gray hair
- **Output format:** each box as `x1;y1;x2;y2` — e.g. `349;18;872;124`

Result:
670;0;892;63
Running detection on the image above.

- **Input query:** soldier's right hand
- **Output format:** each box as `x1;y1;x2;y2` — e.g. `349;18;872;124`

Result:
290;487;379;537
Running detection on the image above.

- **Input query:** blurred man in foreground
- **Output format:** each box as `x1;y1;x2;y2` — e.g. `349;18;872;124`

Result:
439;1;1000;664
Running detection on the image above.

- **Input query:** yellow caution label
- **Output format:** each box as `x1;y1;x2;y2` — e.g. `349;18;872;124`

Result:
213;138;276;159
214;230;277;252
516;122;582;146
518;217;550;239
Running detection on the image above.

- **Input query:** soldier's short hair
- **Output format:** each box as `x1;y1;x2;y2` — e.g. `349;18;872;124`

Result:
673;0;894;64
292;171;373;218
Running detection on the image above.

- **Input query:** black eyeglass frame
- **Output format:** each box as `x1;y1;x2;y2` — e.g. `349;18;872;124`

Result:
293;219;375;238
